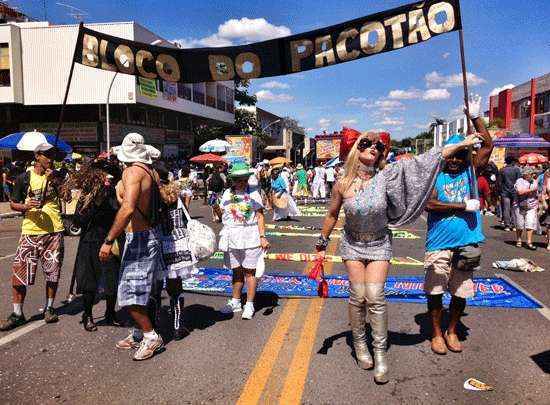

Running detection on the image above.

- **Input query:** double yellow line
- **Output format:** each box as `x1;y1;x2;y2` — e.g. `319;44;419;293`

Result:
236;229;340;404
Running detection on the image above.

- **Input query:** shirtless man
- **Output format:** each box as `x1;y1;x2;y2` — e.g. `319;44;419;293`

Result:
99;133;164;361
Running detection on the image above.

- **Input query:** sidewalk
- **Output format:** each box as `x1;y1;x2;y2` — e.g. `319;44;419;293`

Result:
0;202;20;218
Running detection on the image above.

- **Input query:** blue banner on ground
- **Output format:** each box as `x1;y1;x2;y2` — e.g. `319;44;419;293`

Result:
182;268;541;309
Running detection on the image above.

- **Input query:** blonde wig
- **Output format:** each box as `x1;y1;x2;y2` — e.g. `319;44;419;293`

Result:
340;131;386;192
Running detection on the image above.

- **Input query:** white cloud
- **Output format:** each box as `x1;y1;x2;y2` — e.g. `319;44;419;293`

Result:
388;89;423;100
305;127;315;132
255;90;294;103
489;83;514;96
260;81;290;90
340;119;358;126
363;99;405;111
318;118;331;129
423;88;451;100
442;52;451;59
375;116;405;126
413;123;430;130
173;17;291;48
449;104;465;119
425;71;487;88
346;97;368;106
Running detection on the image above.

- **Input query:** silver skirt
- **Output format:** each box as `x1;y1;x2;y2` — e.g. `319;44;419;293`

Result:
338;230;393;262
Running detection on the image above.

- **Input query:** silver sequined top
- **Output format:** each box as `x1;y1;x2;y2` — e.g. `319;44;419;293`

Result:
339;148;443;261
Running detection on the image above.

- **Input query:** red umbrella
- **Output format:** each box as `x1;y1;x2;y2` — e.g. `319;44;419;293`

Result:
519;153;548;165
190;153;227;164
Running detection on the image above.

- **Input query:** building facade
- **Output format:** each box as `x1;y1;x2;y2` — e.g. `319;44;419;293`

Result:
489;72;550;138
432;116;468;147
239;105;305;162
0;21;234;156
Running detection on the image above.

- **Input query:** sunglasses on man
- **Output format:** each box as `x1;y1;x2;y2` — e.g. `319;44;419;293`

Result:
357;138;386;153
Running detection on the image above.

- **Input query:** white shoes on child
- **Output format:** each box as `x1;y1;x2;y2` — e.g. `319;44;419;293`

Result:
221;299;255;319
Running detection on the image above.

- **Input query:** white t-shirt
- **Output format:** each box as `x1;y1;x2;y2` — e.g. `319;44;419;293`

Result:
313;167;326;184
219;188;264;250
325;167;335;182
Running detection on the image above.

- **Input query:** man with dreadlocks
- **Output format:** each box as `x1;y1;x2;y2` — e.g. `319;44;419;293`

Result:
67;156;122;331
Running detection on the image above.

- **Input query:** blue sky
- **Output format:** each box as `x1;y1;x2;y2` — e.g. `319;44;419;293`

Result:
16;0;550;139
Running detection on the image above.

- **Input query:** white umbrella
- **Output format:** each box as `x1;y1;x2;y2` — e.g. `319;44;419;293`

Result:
199;139;231;153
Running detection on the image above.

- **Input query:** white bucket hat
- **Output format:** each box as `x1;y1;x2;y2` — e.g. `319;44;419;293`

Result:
16;131;53;153
113;133;161;164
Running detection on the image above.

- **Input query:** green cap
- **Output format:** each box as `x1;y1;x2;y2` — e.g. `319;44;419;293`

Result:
229;162;253;178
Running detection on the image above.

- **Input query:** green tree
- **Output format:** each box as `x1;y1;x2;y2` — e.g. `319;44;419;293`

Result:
234;79;257;106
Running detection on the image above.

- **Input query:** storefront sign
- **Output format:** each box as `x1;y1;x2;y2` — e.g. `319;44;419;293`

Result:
162;81;177;102
74;0;461;83
316;138;341;160
138;77;158;98
226;135;253;164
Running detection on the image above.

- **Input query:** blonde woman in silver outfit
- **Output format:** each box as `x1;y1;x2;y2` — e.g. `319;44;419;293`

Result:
316;131;481;384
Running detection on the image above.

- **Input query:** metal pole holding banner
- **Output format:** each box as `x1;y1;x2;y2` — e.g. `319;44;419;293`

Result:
55;22;84;147
458;29;473;135
458;29;479;199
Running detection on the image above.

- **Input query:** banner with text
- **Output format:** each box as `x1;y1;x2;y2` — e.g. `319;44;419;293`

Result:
74;0;461;83
183;268;541;309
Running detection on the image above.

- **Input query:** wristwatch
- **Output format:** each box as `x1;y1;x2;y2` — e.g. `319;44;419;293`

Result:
104;237;114;246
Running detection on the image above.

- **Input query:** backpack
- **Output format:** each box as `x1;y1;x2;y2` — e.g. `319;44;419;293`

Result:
209;172;225;192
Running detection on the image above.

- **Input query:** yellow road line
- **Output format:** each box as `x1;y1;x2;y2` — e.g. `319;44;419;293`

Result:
277;242;337;404
237;219;341;404
236;299;300;405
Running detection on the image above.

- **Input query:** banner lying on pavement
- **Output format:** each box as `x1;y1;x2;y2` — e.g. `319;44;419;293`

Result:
265;230;419;239
210;251;424;266
74;0;461;83
182;268;542;309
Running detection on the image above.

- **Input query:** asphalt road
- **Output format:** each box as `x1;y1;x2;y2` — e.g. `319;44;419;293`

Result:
0;201;549;404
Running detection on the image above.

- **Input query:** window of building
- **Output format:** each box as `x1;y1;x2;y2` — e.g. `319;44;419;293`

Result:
148;109;163;128
0;43;10;87
193;83;205;105
216;84;226;111
205;83;216;108
177;83;192;101
226;88;234;113
128;106;146;126
537;91;550;114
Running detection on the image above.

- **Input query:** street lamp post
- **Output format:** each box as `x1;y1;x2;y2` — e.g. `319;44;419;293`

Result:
105;71;118;152
259;118;281;161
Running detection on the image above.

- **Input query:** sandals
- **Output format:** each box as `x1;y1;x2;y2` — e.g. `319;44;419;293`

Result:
516;240;522;248
525;243;537;251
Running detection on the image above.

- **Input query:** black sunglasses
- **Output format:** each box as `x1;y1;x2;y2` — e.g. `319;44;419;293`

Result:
357;138;385;153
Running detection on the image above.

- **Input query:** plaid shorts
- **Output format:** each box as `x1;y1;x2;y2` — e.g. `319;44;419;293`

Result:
117;228;166;307
12;232;64;287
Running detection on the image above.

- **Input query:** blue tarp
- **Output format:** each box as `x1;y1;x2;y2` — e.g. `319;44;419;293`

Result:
182;268;541;309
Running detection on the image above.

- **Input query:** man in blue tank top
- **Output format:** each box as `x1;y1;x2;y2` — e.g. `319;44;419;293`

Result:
424;106;493;356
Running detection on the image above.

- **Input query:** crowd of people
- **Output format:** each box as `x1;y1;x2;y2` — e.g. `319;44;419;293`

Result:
476;157;549;250
0;106;548;382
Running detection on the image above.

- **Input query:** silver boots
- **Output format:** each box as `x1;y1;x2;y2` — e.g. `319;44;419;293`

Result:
348;282;373;369
365;283;389;384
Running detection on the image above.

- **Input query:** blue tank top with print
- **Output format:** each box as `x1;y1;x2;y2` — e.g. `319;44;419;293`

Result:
426;170;485;252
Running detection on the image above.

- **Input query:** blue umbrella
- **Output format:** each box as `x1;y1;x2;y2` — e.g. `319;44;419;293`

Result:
0;131;72;153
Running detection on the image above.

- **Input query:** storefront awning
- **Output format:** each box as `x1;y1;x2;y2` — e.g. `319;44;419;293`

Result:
493;134;550;148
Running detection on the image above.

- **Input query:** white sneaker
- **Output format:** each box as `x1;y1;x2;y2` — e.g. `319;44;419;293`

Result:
133;334;164;361
241;302;255;320
221;299;242;314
